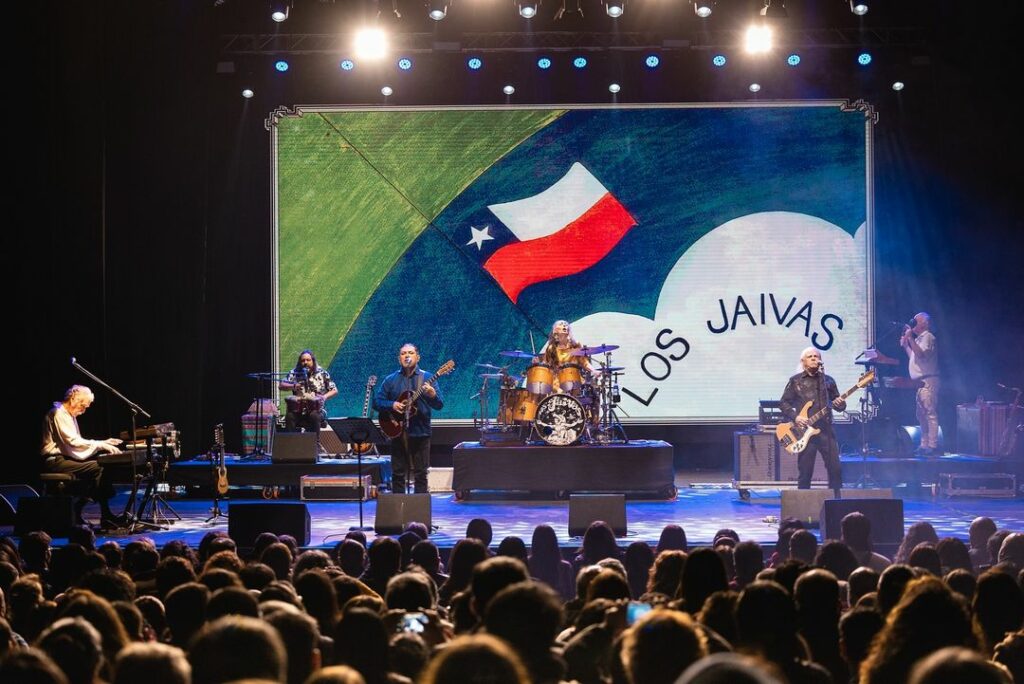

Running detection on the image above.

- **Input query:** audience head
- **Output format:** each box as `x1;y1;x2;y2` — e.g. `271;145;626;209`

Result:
367;536;403;577
466;518;494;548
679;547;729;614
814;540;859;582
156;556;197;598
471;556;530;618
647;549;686;597
944;568;977;602
848;566;880;607
585;568;632;602
937;537;973;574
36;617;105;684
495;536;528;564
839;608;884;674
969;517;998;551
410;540;442;574
259;542;294;581
897;522;940;563
789;529;819;565
420;634;529;684
189;615;286;684
656;524;688;554
206;586;260;620
336;539;368;578
389;632;430;682
998;533;1024;572
973;569;1024;652
164;582;210;647
733;541;764;588
386;570;436;612
581;521;621;565
621;609;709;684
841;511;874;552
484;581;564;679
987;531;1014;569
333;607;392;684
908;646;1012;684
735;580;800;663
294;549;333;577
265;609;322;684
113;643;190;684
992;630;1024;684
238;562;276;591
908;543;943;576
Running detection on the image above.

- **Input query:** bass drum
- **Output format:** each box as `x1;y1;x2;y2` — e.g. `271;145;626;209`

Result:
499;388;539;424
535;394;587;446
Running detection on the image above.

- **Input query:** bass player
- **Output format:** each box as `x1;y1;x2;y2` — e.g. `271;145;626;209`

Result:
374;343;444;494
779;347;846;495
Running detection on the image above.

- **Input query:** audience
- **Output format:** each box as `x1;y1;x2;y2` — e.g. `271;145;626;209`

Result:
1;511;1020;684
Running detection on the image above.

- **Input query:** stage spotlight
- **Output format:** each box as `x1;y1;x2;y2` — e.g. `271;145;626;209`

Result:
787;53;801;66
645;54;660;68
573;56;588;68
850;1;868;15
270;0;289;22
519;1;538;18
381;86;393;97
467;57;482;70
609;83;621;93
354;28;388;61
398;58;413;70
749;82;761;93
744;25;773;53
712;54;727;67
340;59;355;71
503;84;515;95
759;0;787;18
537;57;552;69
857;52;872;65
427;0;447;20
605;1;624;18
694;1;713;18
274;60;289;72
892;80;905;91
241;88;254;98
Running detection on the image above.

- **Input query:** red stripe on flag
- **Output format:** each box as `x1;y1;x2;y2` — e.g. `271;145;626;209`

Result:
483;192;637;303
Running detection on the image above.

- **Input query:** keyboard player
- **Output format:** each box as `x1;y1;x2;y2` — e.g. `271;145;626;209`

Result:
40;384;123;527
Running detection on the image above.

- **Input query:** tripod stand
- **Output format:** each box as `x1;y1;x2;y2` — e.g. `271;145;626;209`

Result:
136;433;181;526
206;424;229;524
329;417;388;532
853;385;881;488
245;372;286;459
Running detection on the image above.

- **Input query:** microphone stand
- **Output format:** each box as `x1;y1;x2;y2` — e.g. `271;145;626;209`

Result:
71;357;162;531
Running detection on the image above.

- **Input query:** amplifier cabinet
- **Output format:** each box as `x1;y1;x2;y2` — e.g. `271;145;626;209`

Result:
300;475;374;502
734;430;827;484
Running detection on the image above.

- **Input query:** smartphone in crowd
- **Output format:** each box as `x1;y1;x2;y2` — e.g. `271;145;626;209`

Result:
401;612;428;633
626;601;653;626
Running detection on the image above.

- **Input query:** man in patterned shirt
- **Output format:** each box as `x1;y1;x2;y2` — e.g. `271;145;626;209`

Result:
279;349;338;432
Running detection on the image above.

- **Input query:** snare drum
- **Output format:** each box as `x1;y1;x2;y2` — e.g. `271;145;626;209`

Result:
499;388;539;424
535;394;587;446
557;363;586;394
525;363;554;395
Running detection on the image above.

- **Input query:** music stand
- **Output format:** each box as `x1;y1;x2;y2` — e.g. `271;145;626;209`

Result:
328;417;389;531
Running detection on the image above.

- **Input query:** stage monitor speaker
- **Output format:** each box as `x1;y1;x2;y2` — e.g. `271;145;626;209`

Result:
0;484;38;525
375;494;432;535
781;488;892;527
820;498;905;546
569;494;627;537
898;425;945;455
228;502;310;547
14;496;74;537
271;431;318;464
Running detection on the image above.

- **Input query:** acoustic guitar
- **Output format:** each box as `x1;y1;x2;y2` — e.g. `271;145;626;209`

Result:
379;360;455;439
214;423;229;496
775;370;875;455
350;375;377;454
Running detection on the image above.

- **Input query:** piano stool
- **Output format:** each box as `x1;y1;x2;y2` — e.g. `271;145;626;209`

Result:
39;472;89;497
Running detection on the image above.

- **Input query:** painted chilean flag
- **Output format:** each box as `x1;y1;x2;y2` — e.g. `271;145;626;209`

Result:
482;163;637;303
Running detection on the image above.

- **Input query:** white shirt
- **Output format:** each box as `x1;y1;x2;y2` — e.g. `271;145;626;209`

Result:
41;403;103;460
908;330;938;379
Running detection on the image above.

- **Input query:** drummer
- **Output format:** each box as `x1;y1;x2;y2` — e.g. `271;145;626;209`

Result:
538;320;591;393
279;349;338;431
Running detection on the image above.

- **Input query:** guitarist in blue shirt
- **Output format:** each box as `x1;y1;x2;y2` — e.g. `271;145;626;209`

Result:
780;347;847;495
375;343;445;494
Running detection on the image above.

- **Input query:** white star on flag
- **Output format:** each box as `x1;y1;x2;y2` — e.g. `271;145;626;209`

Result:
466;225;495;251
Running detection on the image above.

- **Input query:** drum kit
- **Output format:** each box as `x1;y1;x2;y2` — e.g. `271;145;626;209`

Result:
473;344;629;446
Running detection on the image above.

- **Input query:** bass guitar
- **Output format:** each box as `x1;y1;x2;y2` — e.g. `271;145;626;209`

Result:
214;423;229;496
379;360;455;439
350;375;378;454
776;370;875;455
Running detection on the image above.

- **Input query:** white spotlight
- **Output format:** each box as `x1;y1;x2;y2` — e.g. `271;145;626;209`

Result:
270;1;289;22
744;24;773;53
354;28;388;61
609;83;621;93
428;1;447;20
759;0;787;18
241;88;254;98
605;1;624;17
503;84;515;95
892;81;905;91
850;1;868;15
749;83;761;93
694;1;713;18
519;2;538;18
381;86;394;97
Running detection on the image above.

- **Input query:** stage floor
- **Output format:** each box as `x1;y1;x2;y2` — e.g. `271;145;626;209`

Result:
13;470;1022;553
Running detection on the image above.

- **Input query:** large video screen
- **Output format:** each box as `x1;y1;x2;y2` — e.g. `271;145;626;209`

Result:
271;103;873;423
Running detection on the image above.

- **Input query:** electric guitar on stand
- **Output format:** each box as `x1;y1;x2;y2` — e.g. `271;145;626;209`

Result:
350;375;377;454
776;370;875;454
379;361;455;439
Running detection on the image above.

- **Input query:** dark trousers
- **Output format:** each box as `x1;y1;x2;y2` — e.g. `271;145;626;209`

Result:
391;435;430;494
42;456;115;516
285;409;326;432
797;428;842;492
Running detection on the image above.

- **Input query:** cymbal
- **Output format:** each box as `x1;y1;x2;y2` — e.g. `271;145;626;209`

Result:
855;348;900;366
479;373;506;379
595;366;625;373
246;371;290;379
570;344;619;357
476;363;506;370
499;350;536;359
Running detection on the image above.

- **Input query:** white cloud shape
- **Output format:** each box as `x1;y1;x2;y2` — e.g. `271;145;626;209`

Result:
571;211;869;420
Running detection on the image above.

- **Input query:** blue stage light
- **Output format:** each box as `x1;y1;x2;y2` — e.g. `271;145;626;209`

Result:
712;54;727;67
787;53;801;66
858;52;873;66
398;58;412;71
537;57;551;70
573;56;587;69
645;55;660;68
468;57;482;70
274;60;289;72
340;59;355;71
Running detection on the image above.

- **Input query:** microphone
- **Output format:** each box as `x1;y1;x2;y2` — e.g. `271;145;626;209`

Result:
71;356;77;365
